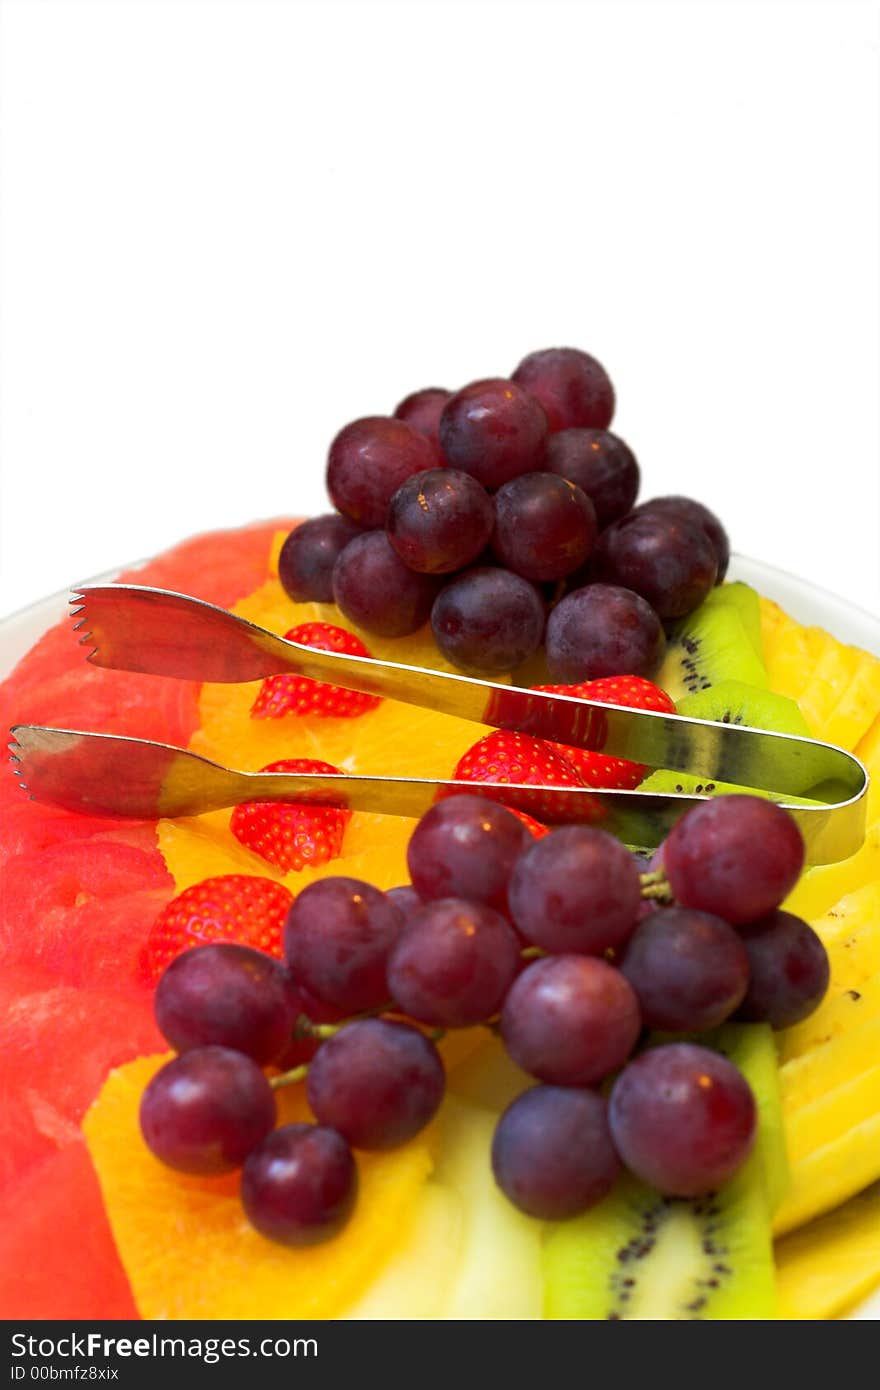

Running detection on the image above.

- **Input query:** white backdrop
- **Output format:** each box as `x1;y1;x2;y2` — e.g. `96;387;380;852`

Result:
1;0;878;618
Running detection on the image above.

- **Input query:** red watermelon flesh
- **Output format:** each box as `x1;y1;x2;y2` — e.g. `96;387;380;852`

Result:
0;518;294;1317
0;1144;138;1319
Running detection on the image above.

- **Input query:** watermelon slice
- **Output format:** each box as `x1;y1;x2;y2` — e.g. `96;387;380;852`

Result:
0;518;294;1317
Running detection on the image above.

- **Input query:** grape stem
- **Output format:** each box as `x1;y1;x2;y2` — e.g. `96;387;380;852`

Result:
639;869;674;904
270;1063;309;1089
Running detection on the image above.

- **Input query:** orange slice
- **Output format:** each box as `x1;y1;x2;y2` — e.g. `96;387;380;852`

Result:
83;1054;435;1320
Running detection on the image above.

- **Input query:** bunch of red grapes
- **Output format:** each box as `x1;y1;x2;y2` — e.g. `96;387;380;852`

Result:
139;794;828;1247
278;347;729;678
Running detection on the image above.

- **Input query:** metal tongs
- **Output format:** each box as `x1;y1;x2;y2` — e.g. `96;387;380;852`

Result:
8;584;870;865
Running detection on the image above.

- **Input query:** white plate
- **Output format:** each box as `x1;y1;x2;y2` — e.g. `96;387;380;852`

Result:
2;554;879;1320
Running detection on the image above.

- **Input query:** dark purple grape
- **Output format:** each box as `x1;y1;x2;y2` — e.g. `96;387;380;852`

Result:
277;515;363;604
386;468;494;574
620;907;749;1032
393;387;452;460
609;1043;756;1197
545;583;665;683
491;1085;620;1220
306;1018;445;1150
241;1123;357;1247
154;944;298;1065
636;496;730;582
386;884;423;927
591;511;718;620
500;955;641;1086
508;825;642;955
406;795;529;910
491;472;597;582
664;796;805;927
544;428;639;527
327;416;437;528
139;1046;276;1176
438;378;548;489
283;876;404;1013
511;347;614;432
332;531;437;637
387;898;521;1027
735;909;830;1028
431;566;545;673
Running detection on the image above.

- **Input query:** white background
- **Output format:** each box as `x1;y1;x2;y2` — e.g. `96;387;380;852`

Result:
1;0;878;619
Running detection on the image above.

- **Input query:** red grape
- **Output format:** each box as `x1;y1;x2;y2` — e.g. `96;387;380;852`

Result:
591;511;718;620
609;1043;757;1196
438;378;547;489
306;1019;445;1150
393;387;452;459
154;944;298;1065
386;468;494;574
735;909;830;1028
511;346;615;432
508;825;642;955
544;427;640;527
500;955;641;1086
491;1085;621;1220
431;566;545;673
386;897;521;1027
664;796;805;926
327;415;436;528
386;884;423;927
241;1123;357;1247
332;530;437;637
492;472;598;581
406;795;529;910
620;907;749;1032
545;583;665;682
278;515;363;603
283;876;404;1013
139;1046;276;1176
636;495;730;582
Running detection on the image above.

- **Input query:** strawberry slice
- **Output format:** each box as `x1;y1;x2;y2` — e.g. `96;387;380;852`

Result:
534;675;676;790
230;759;352;873
251;623;381;719
507;808;551;840
448;730;600;822
140;874;293;981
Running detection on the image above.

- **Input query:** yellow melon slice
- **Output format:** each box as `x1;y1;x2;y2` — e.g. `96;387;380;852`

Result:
83;1054;435;1320
776;1182;880;1319
342;1184;465;1319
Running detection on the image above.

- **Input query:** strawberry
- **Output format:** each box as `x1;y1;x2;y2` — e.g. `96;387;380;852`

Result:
534;675;676;790
230;758;352;873
507;808;551;840
251;622;381;719
448;730;601;822
140;874;293;981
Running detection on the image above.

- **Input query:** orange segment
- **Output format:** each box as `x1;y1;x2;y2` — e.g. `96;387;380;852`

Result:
83;1054;435;1320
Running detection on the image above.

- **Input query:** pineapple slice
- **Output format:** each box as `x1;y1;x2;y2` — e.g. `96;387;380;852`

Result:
776;1183;880;1319
785;818;880;923
760;601;880;750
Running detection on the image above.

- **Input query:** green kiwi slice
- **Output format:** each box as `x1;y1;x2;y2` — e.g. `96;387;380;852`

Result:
543;1025;784;1320
636;769;823;810
656;604;768;704
702;582;764;662
672;679;832;797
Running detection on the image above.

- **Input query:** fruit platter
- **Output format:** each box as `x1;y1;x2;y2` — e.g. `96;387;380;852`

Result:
2;347;879;1321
